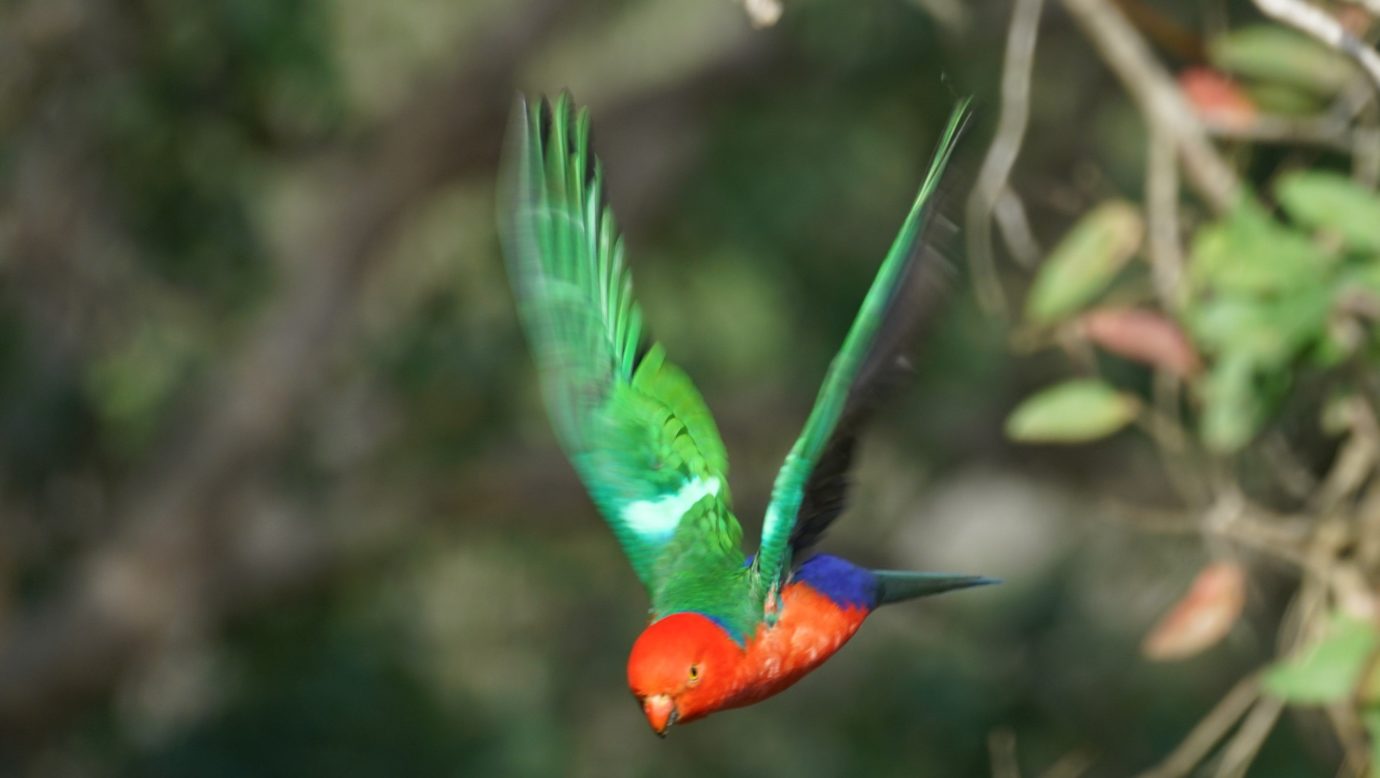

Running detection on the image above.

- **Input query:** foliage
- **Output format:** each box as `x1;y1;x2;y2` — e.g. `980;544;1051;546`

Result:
1000;3;1380;773
1023;201;1144;325
2;0;1378;776
1005;379;1139;443
1011;175;1380;454
1264;613;1378;704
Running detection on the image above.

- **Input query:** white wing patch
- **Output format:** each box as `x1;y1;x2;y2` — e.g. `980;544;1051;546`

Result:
760;504;785;550
622;476;721;540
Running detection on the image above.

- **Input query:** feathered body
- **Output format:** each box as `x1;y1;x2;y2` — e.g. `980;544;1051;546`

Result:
500;92;990;735
628;556;872;730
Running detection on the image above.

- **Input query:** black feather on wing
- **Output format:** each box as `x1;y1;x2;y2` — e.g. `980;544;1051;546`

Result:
785;228;958;558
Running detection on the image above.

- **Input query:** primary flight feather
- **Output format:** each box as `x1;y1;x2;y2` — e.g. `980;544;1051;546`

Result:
500;92;990;736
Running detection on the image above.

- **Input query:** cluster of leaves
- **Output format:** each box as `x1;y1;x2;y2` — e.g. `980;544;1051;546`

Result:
1006;172;1380;454
1189;175;1380;452
1004;173;1380;772
1267;612;1380;769
1001;14;1380;768
1207;23;1358;116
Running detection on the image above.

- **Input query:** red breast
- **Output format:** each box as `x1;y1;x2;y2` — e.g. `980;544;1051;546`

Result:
625;581;871;734
728;581;870;708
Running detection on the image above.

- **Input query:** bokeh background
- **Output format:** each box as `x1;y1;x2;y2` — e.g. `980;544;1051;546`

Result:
2;0;1375;775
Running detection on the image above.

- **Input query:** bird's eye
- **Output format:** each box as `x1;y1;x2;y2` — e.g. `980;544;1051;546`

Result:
688;664;700;684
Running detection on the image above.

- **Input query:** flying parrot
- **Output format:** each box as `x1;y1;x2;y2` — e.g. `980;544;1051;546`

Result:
500;92;992;737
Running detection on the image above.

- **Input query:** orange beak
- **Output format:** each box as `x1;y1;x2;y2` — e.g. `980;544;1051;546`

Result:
642;694;678;737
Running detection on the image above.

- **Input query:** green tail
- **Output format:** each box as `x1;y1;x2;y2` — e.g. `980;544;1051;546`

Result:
873;570;999;606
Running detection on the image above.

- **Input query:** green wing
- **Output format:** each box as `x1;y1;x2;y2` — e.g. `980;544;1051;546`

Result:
500;94;741;593
753;99;971;593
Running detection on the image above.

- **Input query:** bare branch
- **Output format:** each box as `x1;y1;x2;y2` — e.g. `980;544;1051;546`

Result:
1060;0;1242;213
1038;750;1095;778
1144;126;1185;310
1211;696;1284;778
993;186;1043;267
1135;673;1261;778
966;0;1045;316
989;728;1023;778
1206;114;1357;152
1313;398;1379;515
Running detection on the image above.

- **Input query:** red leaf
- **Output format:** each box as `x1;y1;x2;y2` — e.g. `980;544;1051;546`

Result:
1142;562;1247;661
1077;308;1202;378
1179;67;1257;130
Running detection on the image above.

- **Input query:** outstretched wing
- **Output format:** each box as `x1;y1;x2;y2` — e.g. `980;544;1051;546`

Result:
501;94;740;592
753;99;971;593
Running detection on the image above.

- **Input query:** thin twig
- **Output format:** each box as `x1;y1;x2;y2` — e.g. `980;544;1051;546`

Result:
1135;673;1261;778
1061;0;1242;213
1354;126;1380;187
1356;478;1380;578
1205;493;1315;570
1313;395;1380;515
1205;114;1356;152
1039;750;1095;778
967;0;1046;316
1145;372;1210;506
1252;0;1380;93
1108;498;1314;572
1211;695;1284;778
989;728;1023;778
994;185;1043;267
1144;125;1185;311
1326;700;1373;776
1261;434;1321;502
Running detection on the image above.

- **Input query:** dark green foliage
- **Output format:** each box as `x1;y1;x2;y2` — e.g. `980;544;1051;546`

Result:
100;0;341;306
130;593;500;778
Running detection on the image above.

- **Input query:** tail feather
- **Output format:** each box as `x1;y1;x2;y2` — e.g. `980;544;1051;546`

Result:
872;570;999;606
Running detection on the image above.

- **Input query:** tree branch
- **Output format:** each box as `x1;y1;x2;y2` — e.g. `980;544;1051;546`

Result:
1135;673;1261;778
1252;0;1380;93
966;0;1045;316
1060;0;1242;213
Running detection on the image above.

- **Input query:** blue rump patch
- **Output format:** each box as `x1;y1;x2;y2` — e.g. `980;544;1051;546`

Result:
792;555;878;610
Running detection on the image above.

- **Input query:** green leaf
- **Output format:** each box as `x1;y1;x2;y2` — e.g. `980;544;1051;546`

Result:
1005;380;1140;444
1026;201;1144;324
1188;285;1331;368
1263;613;1379;704
1244;82;1326;116
1199;353;1268;453
1189;206;1328;296
1277;171;1380;254
1209;24;1354;96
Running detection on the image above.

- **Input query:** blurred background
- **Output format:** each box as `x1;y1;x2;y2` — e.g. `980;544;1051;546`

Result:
3;0;1379;775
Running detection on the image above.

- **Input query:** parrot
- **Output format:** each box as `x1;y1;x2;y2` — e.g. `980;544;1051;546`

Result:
499;92;992;737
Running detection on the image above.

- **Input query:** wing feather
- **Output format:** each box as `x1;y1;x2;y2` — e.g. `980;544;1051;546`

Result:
501;94;739;592
754;99;972;592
